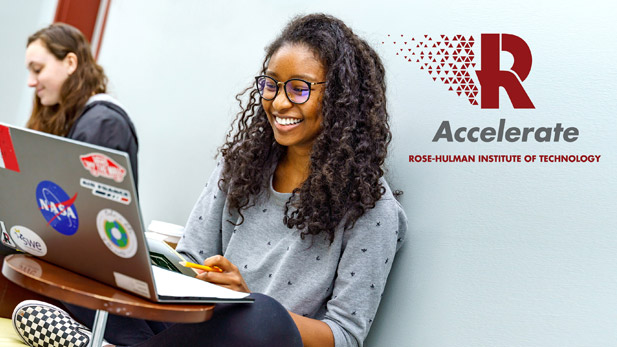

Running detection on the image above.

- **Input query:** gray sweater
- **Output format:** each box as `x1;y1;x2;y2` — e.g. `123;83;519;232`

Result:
176;161;407;347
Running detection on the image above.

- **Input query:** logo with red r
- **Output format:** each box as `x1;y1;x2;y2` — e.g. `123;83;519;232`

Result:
385;33;535;109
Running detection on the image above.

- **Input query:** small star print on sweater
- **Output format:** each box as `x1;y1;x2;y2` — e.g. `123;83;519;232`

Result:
176;160;407;347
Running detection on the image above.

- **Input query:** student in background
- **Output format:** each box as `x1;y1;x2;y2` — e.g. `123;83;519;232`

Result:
24;23;138;185
0;23;138;257
12;14;406;347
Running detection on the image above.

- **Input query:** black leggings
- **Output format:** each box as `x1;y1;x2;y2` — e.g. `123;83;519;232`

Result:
63;293;303;347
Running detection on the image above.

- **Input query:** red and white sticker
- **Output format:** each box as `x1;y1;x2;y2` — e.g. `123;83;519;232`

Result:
80;153;126;183
1;221;17;249
0;125;20;172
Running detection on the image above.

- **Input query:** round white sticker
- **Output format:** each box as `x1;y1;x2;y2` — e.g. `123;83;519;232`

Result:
96;209;137;258
10;225;47;256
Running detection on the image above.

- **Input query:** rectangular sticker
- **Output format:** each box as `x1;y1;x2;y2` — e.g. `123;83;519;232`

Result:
0;125;20;172
113;271;150;298
80;178;131;205
80;153;126;182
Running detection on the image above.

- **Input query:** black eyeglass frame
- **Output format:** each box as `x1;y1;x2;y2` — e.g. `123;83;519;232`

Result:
255;75;326;105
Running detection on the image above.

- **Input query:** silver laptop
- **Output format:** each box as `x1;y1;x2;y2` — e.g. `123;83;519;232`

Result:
0;122;252;304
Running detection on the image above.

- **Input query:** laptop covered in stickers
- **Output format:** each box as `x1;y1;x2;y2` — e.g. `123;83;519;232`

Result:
0;122;252;303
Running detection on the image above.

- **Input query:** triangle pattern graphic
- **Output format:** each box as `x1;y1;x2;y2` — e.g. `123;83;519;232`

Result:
384;34;479;106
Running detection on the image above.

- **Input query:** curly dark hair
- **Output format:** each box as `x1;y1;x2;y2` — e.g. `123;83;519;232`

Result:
219;13;391;243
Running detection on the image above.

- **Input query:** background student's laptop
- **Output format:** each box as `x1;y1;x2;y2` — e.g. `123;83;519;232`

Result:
0;123;252;303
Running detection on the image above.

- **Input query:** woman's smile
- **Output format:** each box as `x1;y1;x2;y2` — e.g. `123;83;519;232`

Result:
275;116;303;126
262;43;326;152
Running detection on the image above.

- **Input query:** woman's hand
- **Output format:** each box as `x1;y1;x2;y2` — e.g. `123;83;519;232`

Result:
194;255;251;293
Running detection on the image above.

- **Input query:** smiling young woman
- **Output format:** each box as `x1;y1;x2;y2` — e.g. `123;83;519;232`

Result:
187;13;408;346
261;44;326;151
259;43;327;192
12;14;406;347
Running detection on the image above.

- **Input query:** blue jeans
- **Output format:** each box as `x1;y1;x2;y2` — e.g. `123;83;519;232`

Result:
63;293;303;347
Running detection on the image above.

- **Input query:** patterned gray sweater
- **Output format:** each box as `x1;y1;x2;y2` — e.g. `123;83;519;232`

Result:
176;161;407;347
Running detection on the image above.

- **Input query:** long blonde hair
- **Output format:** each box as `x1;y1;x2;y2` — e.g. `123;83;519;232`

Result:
26;23;107;136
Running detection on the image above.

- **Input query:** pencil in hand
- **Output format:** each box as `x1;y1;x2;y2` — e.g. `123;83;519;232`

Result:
179;261;223;273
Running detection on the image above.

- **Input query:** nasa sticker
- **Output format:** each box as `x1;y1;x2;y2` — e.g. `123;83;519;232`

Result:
35;181;79;235
96;209;137;258
9;225;47;256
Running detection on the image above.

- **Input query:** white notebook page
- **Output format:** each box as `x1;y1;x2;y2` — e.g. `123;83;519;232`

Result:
152;265;249;299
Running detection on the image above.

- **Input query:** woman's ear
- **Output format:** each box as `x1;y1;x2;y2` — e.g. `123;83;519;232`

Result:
64;52;78;75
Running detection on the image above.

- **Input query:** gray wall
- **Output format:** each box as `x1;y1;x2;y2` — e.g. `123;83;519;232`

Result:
0;0;56;126
2;0;617;346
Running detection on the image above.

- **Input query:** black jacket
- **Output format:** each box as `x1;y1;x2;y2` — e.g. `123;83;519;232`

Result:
67;96;139;187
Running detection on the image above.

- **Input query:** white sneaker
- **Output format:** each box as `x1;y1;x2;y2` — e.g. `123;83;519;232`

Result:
12;300;108;347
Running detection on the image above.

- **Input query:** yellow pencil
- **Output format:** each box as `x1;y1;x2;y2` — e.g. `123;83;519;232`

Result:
179;261;223;273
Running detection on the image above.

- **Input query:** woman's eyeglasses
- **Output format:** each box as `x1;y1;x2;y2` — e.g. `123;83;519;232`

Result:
255;75;325;104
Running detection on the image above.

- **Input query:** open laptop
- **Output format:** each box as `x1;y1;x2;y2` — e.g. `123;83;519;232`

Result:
0;122;252;304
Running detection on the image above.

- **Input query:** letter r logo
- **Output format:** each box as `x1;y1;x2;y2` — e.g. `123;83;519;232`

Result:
476;34;535;109
386;33;534;109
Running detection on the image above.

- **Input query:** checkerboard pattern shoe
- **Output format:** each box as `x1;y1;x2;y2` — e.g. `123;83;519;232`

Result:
12;300;103;347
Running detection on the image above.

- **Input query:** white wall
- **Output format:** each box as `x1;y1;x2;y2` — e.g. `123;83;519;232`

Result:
3;0;617;345
0;0;56;126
